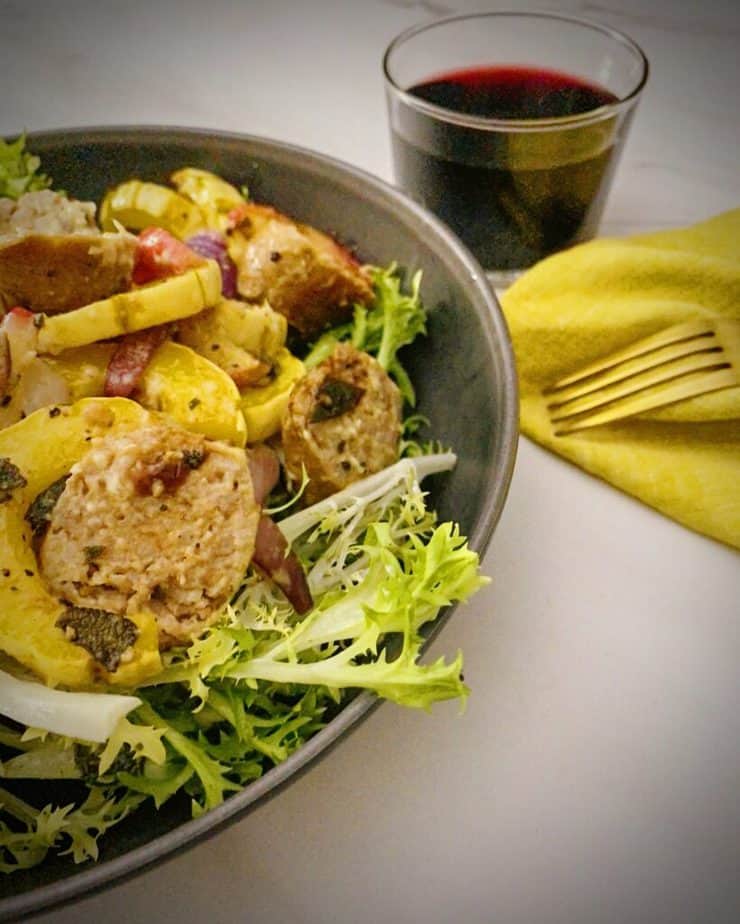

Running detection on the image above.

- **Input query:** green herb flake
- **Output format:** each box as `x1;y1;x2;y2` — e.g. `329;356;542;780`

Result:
310;378;364;423
25;474;69;536
0;457;27;503
182;448;205;469
83;545;105;563
56;607;138;673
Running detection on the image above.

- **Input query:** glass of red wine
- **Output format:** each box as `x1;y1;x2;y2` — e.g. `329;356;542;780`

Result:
383;12;648;286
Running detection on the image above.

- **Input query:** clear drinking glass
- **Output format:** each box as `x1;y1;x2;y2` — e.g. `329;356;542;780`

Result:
383;11;649;286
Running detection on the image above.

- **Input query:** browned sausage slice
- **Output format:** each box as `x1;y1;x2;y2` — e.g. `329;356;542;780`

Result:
232;204;373;337
282;343;402;504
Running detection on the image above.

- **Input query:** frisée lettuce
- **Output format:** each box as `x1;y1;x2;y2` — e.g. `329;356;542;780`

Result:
304;263;426;405
0;134;52;200
0;455;487;871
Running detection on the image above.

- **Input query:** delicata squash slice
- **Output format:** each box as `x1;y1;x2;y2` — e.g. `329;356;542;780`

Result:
136;341;248;446
45;340;248;446
98;180;207;238
0;397;164;690
36;258;222;354
240;348;305;443
100;169;246;237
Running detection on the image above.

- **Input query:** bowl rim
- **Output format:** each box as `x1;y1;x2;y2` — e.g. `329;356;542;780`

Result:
0;125;518;922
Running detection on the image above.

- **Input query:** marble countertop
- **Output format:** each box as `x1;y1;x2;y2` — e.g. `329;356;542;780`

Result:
2;1;738;922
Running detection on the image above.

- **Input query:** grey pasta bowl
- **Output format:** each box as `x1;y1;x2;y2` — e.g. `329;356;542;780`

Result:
0;126;518;921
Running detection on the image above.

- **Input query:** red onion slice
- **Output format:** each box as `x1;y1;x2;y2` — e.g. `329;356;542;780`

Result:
253;515;313;615
186;231;238;298
248;445;281;506
104;325;169;398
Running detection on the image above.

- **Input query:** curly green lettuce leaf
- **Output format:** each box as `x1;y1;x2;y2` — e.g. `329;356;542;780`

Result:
0;784;144;872
0;134;52;199
97;716;167;776
227;519;484;709
103;681;327;817
303;263;426;405
399;413;448;458
132;702;241;815
214;456;486;710
0;455;487;871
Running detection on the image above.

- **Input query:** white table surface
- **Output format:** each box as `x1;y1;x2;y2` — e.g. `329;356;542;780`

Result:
2;1;739;922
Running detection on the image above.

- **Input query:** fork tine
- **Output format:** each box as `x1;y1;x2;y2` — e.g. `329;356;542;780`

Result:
547;336;722;407
554;368;738;435
546;319;713;391
549;351;731;422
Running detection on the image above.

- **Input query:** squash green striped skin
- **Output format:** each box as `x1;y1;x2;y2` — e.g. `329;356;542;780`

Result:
99;179;207;238
37;260;222;354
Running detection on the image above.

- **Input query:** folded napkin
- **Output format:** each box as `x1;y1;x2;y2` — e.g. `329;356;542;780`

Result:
500;209;740;550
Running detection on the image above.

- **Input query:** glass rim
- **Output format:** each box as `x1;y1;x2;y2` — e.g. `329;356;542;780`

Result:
382;10;650;133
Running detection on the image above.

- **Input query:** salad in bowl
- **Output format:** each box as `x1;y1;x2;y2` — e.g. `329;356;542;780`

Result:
0;134;491;874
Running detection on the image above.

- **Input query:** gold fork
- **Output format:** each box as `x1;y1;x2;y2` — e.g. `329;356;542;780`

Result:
544;319;740;435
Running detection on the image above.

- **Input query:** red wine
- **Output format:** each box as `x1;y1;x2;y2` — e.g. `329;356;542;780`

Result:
410;65;617;119
390;65;626;270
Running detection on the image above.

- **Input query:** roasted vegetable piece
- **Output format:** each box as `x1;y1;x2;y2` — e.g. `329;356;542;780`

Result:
137;341;248;446
1;305;40;386
176;298;286;387
132;228;203;285
252;514;313;614
240;348;304;443
100;170;247;240
39;339;248;446
0;397;163;688
171;168;246;230
99;180;206;238
0;357;71;430
186;230;238;297
245;444;312;613
247;443;280;505
229;203;373;336
0;306;73;428
41;342;114;399
104;325;170;398
36;260;221;354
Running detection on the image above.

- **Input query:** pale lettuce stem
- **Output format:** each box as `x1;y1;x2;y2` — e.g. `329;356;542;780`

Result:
230;630;376;687
0;726;37;752
280;454;455;544
0;785;38;824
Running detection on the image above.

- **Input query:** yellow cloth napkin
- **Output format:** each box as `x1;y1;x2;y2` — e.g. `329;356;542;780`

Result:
500;209;740;550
